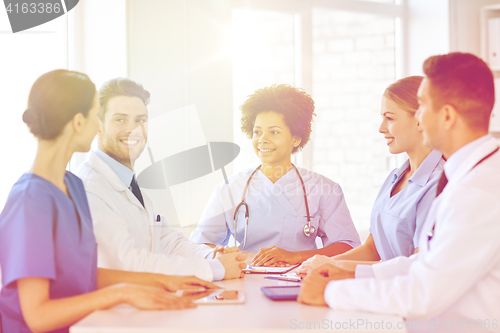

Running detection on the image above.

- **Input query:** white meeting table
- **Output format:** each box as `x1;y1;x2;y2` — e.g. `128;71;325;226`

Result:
71;274;407;333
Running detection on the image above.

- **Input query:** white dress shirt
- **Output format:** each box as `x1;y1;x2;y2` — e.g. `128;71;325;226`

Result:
324;136;500;332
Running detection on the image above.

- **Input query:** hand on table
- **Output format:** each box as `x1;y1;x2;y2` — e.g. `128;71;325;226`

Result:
297;264;354;307
179;289;219;301
157;275;221;292
296;255;336;277
218;251;247;279
111;283;196;310
251;246;299;267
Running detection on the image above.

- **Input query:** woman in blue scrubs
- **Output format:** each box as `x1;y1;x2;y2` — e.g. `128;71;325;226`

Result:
191;84;360;266
0;70;216;333
298;76;444;275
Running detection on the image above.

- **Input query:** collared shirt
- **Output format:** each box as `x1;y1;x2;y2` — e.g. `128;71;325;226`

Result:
325;135;500;329
91;149;224;280
357;135;495;282
368;149;444;261
94;148;134;188
443;135;491;181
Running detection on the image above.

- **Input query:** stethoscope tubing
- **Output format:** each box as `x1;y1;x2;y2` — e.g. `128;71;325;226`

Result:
232;164;313;250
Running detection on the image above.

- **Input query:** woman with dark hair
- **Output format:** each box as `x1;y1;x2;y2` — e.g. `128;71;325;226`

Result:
191;84;361;267
0;70;217;333
298;76;445;277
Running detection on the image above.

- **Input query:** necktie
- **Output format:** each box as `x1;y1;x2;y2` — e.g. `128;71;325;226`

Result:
430;146;499;244
430;171;447;243
130;175;145;207
436;171;448;197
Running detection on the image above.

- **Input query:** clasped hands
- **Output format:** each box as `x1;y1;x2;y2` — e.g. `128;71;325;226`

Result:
212;245;248;279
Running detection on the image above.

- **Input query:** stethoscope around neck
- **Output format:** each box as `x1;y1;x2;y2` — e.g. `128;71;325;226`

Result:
232;164;314;251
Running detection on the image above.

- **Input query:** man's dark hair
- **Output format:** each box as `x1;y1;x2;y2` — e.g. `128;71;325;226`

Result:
423;52;494;130
98;77;150;121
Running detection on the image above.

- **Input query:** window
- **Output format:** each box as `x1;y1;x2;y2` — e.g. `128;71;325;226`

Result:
0;0;127;207
0;10;68;207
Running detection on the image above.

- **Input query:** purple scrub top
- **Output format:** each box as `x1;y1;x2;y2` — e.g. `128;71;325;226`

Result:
369;150;444;261
0;172;98;333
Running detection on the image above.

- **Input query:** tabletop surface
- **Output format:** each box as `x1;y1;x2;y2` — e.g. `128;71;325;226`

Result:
70;274;407;333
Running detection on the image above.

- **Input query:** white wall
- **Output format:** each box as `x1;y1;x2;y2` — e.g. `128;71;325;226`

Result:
449;0;500;55
406;0;450;75
448;0;500;137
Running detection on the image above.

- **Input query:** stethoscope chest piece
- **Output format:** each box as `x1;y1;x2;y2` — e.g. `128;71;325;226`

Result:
303;223;315;237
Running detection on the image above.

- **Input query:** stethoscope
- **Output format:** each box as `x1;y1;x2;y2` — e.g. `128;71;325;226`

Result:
232;164;314;250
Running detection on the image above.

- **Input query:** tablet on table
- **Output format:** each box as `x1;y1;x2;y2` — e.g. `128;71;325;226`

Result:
261;286;301;301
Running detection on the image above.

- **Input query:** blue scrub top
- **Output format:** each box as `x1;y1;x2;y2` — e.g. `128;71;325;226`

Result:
369;150;444;260
0;172;98;333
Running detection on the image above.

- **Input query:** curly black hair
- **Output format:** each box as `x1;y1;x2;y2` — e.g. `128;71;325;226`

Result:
240;84;315;154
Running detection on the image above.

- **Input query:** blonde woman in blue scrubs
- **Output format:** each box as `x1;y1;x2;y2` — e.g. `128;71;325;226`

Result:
298;76;444;276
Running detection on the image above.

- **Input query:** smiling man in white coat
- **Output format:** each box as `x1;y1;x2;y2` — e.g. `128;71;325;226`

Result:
75;78;246;282
298;52;500;332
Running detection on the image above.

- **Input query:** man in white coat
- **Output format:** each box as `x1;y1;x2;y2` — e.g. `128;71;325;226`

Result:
298;53;500;332
76;78;246;282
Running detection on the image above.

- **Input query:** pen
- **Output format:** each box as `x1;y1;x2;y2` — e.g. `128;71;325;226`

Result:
276;275;301;282
263;275;301;282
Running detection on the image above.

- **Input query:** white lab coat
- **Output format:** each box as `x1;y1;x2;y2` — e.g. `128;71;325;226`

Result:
75;151;215;281
324;137;500;332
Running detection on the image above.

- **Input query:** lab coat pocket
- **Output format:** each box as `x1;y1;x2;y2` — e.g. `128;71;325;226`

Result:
150;217;162;254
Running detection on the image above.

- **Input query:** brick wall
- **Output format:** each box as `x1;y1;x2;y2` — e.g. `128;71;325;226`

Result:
311;9;397;233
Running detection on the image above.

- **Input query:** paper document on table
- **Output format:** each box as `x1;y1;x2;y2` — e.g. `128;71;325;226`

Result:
243;264;300;274
264;272;302;282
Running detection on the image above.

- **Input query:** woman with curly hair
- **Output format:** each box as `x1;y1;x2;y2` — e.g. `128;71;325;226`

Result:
191;84;360;267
